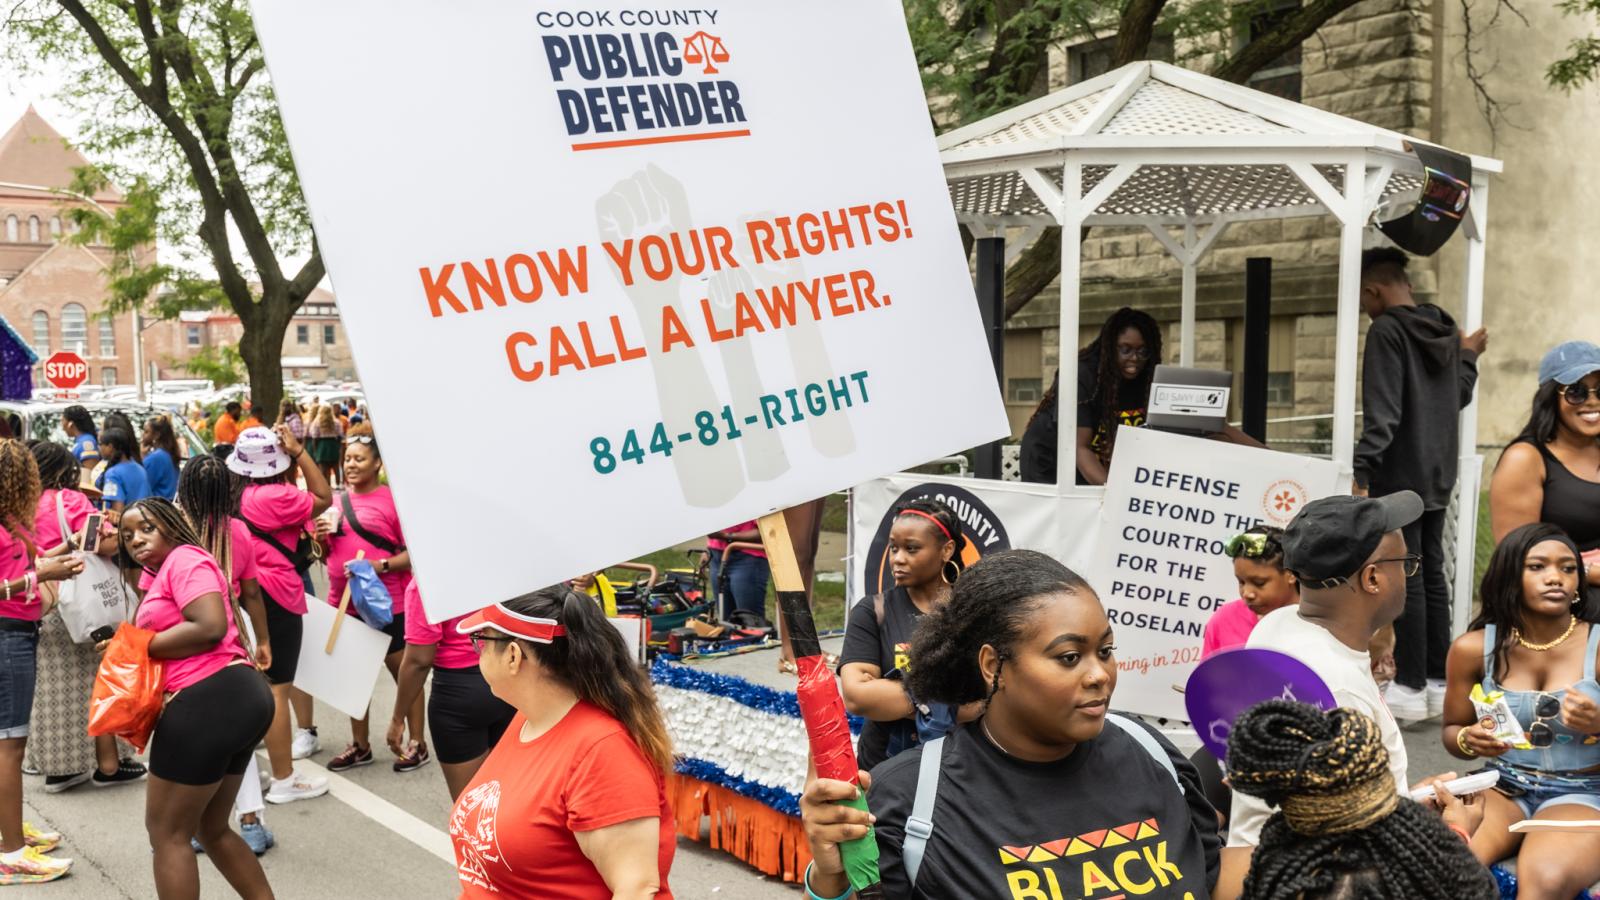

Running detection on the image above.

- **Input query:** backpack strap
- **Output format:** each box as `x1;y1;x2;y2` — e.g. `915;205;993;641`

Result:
240;516;307;572
901;734;944;888
1104;713;1180;790
340;491;403;555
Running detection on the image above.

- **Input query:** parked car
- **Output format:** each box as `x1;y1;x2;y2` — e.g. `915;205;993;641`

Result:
0;398;210;458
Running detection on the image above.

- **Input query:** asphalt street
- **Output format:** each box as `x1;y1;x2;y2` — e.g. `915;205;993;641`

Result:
20;663;799;899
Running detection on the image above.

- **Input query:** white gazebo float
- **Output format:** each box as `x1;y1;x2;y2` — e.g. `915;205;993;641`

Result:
926;59;1500;634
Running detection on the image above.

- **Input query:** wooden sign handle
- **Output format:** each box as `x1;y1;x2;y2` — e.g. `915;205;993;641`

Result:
325;550;364;654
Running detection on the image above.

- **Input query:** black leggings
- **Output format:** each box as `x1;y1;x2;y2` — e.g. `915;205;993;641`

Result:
149;665;274;786
427;666;515;764
262;595;302;685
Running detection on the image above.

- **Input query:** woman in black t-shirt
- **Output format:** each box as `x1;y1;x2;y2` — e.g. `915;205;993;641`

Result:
803;550;1221;899
838;500;971;771
1020;307;1161;486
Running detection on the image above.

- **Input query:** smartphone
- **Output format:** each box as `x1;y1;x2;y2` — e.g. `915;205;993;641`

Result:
79;513;104;554
89;625;116;644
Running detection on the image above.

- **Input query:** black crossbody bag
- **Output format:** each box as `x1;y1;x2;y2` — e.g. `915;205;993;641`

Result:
339;491;405;556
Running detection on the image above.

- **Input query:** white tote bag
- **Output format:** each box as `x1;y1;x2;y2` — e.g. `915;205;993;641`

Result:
52;493;130;643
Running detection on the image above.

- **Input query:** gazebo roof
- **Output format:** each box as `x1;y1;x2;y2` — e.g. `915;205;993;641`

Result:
940;61;1500;227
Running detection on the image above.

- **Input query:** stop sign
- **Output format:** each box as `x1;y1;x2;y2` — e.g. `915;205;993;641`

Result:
43;351;89;390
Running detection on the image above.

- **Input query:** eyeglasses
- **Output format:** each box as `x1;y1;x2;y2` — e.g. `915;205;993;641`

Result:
469;634;517;655
1225;532;1272;559
1562;384;1600;405
1528;692;1562;748
1116;345;1152;361
1372;554;1423;578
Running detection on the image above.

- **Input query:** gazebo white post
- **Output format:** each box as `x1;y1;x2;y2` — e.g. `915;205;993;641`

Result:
1057;162;1084;498
1452;179;1490;638
1330;158;1367;483
1179;222;1197;366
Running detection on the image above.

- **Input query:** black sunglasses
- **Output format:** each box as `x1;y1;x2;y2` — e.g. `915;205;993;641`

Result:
1562;384;1600;405
1529;692;1562;748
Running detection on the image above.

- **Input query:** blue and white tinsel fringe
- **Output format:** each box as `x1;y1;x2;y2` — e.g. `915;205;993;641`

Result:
651;659;861;816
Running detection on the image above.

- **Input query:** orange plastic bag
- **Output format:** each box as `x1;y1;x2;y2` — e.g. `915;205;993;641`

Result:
88;623;166;753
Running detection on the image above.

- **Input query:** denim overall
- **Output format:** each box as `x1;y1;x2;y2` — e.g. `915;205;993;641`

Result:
1482;622;1600;815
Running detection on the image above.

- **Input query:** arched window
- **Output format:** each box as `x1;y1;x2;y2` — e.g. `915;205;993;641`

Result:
60;303;87;354
4;216;16;242
49;217;61;240
30;311;49;355
98;316;116;356
26;216;40;243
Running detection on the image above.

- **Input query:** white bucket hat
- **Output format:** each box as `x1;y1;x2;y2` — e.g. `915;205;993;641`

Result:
226;426;293;479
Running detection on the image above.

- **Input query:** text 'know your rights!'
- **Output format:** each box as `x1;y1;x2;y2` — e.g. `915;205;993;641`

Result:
415;199;917;385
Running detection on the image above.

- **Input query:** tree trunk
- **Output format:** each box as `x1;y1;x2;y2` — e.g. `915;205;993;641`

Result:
236;300;290;427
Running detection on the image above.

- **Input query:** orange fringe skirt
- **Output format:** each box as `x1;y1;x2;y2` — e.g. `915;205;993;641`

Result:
667;771;812;883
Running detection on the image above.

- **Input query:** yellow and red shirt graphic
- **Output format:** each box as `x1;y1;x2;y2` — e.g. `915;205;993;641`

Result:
995;817;1196;900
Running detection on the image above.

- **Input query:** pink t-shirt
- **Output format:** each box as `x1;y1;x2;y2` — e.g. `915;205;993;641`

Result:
706;521;766;559
326;486;411;608
227;518;260;598
34;488;96;552
134;545;249;691
0;526;39;622
403;580;476;670
1200;598;1262;660
238;483;315;614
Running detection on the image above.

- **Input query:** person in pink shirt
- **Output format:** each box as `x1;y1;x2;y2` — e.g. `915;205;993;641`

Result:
0;440;83;884
389;580;514;801
227;425;332;806
27;442;146;798
314;424;428;774
1202;526;1298;659
706;520;769;621
116;498;274;900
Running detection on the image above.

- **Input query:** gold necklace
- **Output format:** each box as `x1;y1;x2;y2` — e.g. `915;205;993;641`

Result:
1513;615;1577;652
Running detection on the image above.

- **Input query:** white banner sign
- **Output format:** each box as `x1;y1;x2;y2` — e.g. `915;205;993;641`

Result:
252;1;1008;620
1091;428;1342;720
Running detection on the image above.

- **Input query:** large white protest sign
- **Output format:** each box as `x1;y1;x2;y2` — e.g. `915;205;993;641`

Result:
1092;428;1342;721
295;599;391;720
251;1;1008;621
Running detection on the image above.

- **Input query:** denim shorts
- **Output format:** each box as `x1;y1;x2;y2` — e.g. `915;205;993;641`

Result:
1493;763;1600;817
0;623;40;740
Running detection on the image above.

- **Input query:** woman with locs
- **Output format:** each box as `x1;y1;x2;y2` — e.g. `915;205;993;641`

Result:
116;498;275;899
1440;523;1600;899
802;550;1220;899
838;499;976;770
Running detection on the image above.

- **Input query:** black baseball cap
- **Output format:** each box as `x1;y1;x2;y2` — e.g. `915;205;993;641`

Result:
1281;491;1423;587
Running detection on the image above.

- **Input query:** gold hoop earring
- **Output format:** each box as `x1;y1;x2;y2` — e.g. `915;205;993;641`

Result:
942;559;960;585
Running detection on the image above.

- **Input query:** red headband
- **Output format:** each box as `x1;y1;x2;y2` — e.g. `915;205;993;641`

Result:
897;508;953;541
455;603;567;643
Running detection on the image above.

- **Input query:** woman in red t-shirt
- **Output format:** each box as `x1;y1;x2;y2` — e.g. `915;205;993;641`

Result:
451;587;675;898
116;498;274;899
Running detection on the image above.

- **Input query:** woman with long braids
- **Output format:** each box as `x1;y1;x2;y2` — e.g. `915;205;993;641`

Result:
174;454;276;855
0;440;83;884
117;497;274;899
26;442;146;796
450;586;674;897
1020;307;1162;485
1228;700;1495;899
839;498;973;770
1440;522;1600;897
802;550;1220;899
316;423;428;774
96;427;150;512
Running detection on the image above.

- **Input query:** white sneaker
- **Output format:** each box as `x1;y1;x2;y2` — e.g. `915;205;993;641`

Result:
1387;683;1429;722
265;772;329;805
1426;679;1448;719
291;727;320;760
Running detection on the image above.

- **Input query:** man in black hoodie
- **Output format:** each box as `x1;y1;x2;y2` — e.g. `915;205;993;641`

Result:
1352;246;1487;722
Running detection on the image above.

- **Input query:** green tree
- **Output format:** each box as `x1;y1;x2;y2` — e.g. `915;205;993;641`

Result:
179;344;245;387
4;0;322;421
1549;0;1600;89
905;0;1369;319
